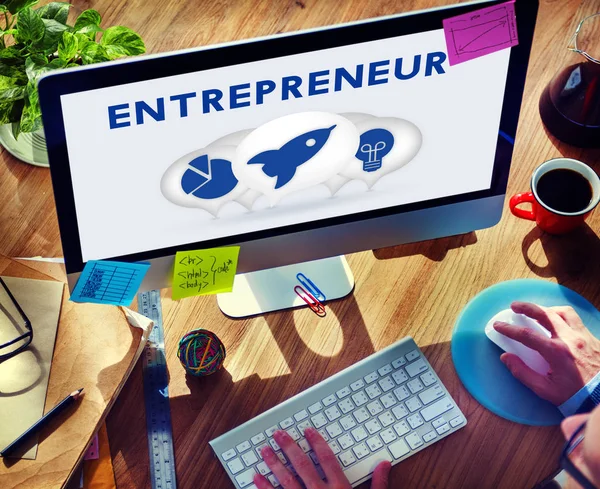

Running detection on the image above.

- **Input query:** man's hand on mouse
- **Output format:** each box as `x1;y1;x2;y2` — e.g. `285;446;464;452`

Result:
561;404;600;488
493;301;600;405
253;428;391;489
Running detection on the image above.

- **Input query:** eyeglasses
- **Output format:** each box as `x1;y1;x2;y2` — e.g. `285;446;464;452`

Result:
0;277;33;362
560;421;598;489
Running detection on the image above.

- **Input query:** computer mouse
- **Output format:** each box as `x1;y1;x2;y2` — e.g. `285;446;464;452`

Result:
485;309;551;375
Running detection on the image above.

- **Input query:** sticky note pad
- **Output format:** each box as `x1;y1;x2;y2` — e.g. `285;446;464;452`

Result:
443;0;518;66
84;434;99;460
70;260;150;306
173;246;240;300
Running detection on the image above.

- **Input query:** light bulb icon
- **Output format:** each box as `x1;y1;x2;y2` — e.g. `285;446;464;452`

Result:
356;128;394;172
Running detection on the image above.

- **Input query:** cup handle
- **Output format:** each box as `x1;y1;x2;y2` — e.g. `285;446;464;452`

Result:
509;192;536;221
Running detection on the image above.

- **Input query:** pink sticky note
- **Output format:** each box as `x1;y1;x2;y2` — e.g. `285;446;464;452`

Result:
83;434;99;460
443;0;518;66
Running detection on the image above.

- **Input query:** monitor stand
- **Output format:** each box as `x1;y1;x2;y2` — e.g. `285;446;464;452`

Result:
217;256;355;318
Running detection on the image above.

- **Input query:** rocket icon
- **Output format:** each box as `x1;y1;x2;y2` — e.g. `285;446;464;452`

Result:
247;125;337;189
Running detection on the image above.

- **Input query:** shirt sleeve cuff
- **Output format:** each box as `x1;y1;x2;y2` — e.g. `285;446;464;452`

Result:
559;370;600;417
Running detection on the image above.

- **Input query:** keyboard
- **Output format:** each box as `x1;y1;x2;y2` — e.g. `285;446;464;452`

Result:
210;337;466;488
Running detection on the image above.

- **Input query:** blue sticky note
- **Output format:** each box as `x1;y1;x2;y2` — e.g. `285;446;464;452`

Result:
70;260;150;306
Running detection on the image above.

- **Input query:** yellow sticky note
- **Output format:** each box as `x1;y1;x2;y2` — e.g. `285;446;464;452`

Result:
172;246;240;300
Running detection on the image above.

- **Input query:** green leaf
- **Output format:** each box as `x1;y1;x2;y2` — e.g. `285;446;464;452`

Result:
18;80;41;133
76;23;103;41
25;54;61;83
0;85;25;102
3;0;39;15
100;26;145;59
15;7;45;43
58;30;77;62
73;9;101;30
80;42;109;64
34;18;69;53
0;46;26;64
35;2;70;24
0;62;27;83
0;101;20;124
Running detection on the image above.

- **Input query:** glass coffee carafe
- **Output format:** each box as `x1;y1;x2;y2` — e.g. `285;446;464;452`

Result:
539;13;600;148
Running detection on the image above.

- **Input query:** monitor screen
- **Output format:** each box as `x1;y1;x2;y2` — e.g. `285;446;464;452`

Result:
59;29;509;263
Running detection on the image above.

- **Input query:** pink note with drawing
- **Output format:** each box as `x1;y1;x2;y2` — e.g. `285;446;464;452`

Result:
443;0;518;66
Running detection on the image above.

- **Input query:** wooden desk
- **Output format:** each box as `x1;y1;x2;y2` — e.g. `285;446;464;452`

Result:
1;1;599;488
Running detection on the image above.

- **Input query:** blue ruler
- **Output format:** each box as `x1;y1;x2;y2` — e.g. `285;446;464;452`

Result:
138;290;177;489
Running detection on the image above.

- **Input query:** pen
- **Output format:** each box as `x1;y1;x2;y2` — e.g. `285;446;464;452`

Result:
0;388;84;458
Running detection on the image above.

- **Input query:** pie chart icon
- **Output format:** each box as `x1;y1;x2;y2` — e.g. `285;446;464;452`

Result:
181;154;239;199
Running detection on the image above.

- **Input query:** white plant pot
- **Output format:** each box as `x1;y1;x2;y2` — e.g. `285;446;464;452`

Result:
0;124;49;167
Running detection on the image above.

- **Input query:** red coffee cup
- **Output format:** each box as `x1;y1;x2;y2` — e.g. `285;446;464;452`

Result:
509;158;600;234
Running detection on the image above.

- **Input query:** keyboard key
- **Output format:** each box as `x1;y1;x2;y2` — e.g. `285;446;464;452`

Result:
227;457;245;474
350;379;365;391
265;426;278;438
235;468;257;487
420;397;453;421
318;429;329;441
256;461;271;476
328;440;341;455
436;423;451;435
286;427;300;441
308;402;323;414
407;413;424;429
406;350;420;362
311;413;328;429
394;386;410;401
380;393;397;409
325;406;342;421
298;438;311;453
250;433;267;445
353;442;370;459
277;452;287;464
405;397;423;412
339;450;357;467
432;417;447;429
367;400;384;416
353;407;370;424
366;435;384;452
450;416;464;428
269;438;280;451
405;358;427;377
378;364;393;376
268;474;281;487
336;386;352;399
338;433;355;450
364;371;379;383
352;391;369;406
378;376;395;392
378;411;395;427
294;410;309;422
392;356;407;369
393;420;410;437
343;450;394;484
388;439;410;459
297;420;312;434
256;442;269;459
405;432;424;450
392;370;408;385
322;394;337;406
365;419;382;434
222;448;237;461
366;384;382;399
380;428;397;444
407;378;424;394
280;417;294;429
392;404;408;420
338;398;355;414
242;450;258;466
423;431;437;443
351;426;368;442
420;371;436;386
419;384;444;405
326;421;343;438
236;441;251;453
340;415;357;431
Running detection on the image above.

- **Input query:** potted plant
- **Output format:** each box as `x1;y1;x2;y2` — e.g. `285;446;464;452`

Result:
0;1;145;166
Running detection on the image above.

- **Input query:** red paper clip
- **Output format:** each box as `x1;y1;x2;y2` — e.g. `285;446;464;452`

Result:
294;285;326;317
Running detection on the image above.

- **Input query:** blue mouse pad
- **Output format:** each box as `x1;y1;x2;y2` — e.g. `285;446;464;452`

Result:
451;279;600;426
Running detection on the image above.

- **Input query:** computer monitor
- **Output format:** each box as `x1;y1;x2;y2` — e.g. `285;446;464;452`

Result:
39;0;538;316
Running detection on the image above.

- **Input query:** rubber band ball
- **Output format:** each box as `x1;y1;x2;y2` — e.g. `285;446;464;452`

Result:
177;329;226;376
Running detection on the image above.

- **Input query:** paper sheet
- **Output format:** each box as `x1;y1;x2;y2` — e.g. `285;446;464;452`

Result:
0;277;64;459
